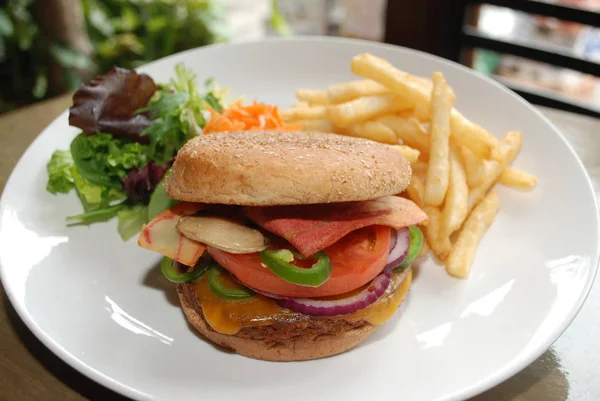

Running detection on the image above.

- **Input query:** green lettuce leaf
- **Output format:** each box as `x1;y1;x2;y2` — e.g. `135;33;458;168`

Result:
147;176;179;221
47;149;126;221
66;201;127;226
117;203;148;241
45;65;225;239
140;63;224;164
70;132;149;188
204;92;223;113
46;150;76;194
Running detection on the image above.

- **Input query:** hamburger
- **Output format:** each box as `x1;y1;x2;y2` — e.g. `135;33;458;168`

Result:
137;130;427;361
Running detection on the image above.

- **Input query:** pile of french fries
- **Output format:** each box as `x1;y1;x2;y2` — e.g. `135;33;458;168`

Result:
282;53;538;279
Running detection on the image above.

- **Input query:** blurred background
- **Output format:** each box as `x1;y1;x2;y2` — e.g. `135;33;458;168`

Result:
0;0;598;115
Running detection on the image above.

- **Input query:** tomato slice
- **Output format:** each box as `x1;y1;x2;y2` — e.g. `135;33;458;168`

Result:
208;225;390;297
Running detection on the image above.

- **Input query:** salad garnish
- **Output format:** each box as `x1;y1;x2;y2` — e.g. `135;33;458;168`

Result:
46;63;224;240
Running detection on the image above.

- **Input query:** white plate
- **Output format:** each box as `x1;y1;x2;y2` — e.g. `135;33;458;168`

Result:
1;37;598;401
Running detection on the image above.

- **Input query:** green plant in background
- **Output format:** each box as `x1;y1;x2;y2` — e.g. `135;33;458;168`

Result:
0;0;47;113
0;0;289;114
82;0;229;72
270;0;291;37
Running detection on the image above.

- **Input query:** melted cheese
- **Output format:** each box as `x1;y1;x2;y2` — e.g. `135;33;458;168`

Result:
352;271;412;325
194;273;295;335
195;271;412;335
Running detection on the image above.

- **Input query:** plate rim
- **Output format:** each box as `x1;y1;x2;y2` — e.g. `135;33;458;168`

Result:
1;35;599;401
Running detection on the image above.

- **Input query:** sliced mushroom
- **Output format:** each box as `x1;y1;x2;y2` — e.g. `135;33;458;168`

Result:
176;216;268;254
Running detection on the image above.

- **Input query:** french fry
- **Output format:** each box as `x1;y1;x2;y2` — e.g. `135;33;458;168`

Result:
296;89;329;105
450;109;498;158
281;105;328;121
293;100;310;108
288;53;536;280
468;161;502;212
352;53;497;157
446;191;499;278
423;206;451;261
414;76;434;92
490;131;522;163
351;53;431;120
459;145;486;188
346;121;398;144
326;80;389;104
499;167;537;189
377;115;430;157
390;145;420;164
296;119;335;133
411;161;428;179
424;206;440;254
441;147;469;236
424;72;455;207
406;175;425;208
467;131;522;212
328;93;411;127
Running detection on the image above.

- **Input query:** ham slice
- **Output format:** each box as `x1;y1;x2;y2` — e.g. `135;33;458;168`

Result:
245;196;427;256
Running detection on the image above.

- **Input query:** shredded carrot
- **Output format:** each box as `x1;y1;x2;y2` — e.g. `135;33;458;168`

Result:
203;102;302;134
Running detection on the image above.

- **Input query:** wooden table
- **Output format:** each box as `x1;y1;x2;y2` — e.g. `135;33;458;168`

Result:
0;96;598;401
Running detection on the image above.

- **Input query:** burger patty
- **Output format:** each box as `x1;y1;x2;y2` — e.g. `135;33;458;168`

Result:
176;267;411;343
177;283;372;342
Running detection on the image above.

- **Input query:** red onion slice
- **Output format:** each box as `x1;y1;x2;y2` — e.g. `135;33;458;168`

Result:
389;229;397;252
276;273;391;316
384;227;410;273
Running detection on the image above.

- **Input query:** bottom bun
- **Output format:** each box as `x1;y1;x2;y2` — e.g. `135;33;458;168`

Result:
176;268;411;362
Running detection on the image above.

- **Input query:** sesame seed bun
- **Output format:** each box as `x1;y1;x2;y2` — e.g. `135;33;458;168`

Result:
165;131;411;206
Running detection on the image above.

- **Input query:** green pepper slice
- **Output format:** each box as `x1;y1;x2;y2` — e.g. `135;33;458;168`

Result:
396;226;424;270
160;256;210;283
207;266;254;300
259;249;331;287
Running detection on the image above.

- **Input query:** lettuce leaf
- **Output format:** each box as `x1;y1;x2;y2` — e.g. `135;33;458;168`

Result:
70;132;149;188
122;161;170;203
140;63;223;164
117;204;148;241
68;67;159;142
47;149;120;205
204;92;223;112
66;201;127;226
46;150;76;194
47;149;126;223
46;64;224;238
147;176;178;221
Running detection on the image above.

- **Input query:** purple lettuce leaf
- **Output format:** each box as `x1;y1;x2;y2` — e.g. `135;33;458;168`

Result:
122;161;170;204
69;67;159;143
